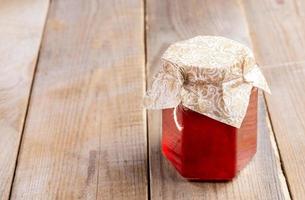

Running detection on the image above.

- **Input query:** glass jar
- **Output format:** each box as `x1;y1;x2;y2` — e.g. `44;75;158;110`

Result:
144;36;270;181
162;88;258;180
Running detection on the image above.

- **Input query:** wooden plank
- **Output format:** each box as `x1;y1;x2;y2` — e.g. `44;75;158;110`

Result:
262;64;305;200
146;0;290;199
0;0;49;199
10;0;147;199
241;1;305;198
240;0;305;66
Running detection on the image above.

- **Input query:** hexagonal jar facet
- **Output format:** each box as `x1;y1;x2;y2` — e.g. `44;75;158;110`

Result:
162;89;258;181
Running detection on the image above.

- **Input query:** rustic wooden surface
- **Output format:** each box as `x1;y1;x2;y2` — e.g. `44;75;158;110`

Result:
9;0;146;199
0;0;303;199
242;0;305;199
0;0;49;199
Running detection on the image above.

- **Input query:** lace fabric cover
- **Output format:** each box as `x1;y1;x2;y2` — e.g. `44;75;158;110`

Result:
144;36;270;128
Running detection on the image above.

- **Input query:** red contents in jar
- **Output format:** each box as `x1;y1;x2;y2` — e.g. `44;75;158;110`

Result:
162;89;258;181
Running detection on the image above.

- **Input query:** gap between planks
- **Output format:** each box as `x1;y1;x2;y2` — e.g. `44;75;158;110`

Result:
143;0;151;199
262;93;292;200
8;42;44;200
7;2;51;199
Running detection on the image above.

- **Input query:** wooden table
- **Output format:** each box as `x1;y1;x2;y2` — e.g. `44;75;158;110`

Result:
0;0;304;199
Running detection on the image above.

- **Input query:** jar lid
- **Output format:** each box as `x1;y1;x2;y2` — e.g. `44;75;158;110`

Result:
163;36;251;70
144;36;270;128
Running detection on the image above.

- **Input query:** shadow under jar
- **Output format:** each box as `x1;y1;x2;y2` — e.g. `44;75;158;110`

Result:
162;88;258;181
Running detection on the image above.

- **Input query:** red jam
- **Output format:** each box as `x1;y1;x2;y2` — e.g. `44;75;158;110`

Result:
162;89;258;180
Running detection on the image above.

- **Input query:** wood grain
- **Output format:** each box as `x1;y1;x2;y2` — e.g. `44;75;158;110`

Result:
10;0;147;199
146;0;290;199
0;0;49;199
240;0;305;66
241;0;305;199
263;64;305;200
